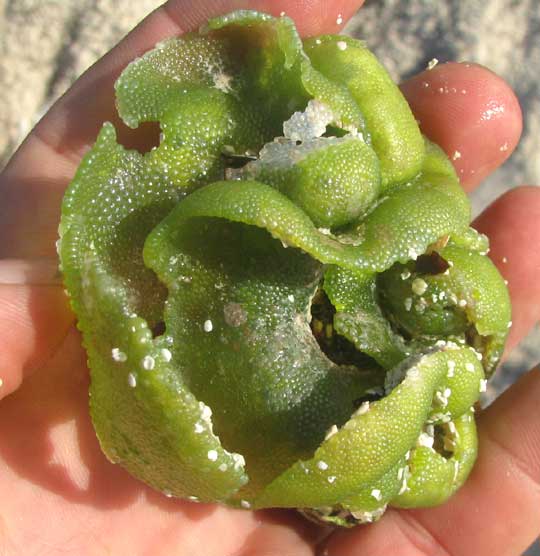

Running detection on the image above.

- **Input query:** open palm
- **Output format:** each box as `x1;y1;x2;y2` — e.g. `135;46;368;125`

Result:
1;1;539;555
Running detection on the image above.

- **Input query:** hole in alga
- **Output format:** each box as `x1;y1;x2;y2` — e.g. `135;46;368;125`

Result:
115;120;161;154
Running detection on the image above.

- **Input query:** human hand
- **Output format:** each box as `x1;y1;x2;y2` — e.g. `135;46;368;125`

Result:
0;1;538;555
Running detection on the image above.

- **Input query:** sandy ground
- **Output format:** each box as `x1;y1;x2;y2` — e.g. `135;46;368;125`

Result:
1;0;539;552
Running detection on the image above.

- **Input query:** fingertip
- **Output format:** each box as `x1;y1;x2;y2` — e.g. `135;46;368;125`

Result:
401;62;522;192
473;185;540;351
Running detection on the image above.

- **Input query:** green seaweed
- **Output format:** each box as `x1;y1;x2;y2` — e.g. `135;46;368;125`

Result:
59;10;510;524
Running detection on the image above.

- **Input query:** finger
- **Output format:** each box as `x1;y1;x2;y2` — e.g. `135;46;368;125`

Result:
473;185;540;353
0;284;74;401
400;62;522;192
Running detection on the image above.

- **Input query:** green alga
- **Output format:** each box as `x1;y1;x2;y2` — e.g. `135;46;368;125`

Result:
58;10;510;526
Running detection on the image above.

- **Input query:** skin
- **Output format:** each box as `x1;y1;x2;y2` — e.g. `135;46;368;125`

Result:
0;1;538;554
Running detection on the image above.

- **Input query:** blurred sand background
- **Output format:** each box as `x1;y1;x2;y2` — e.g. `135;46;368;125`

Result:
1;0;539;552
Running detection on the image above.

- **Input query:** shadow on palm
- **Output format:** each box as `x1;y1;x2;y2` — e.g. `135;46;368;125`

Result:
0;322;216;521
